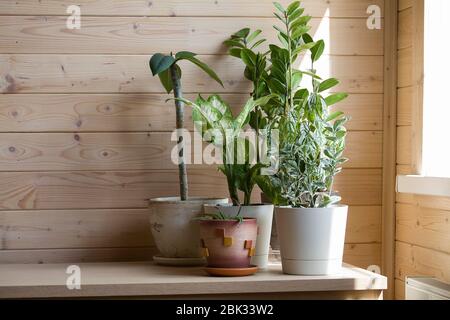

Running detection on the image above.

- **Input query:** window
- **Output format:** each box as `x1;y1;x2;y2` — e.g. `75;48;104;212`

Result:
397;0;450;196
422;0;450;178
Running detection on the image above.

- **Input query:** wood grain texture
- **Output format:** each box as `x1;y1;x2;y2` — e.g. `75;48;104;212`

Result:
396;192;450;212
395;279;405;300
0;169;381;210
397;47;412;88
395;241;450;283
344;243;381;269
396;203;450;254
396;126;411;165
382;0;397;299
0;0;385;17
0;131;382;171
0;93;383;132
0;262;387;299
0;247;156;264
399;0;413;11
397;86;413;126
0;209;154;249
0;54;384;94
398;8;412;50
0;205;381;250
0;16;383;55
0;0;385;266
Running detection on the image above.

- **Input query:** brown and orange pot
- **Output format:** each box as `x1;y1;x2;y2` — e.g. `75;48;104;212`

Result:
198;218;258;271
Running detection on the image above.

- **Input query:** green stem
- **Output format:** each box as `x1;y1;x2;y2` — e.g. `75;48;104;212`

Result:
286;14;294;117
170;64;188;201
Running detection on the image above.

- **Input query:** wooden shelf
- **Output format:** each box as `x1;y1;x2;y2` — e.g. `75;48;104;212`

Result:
0;262;387;299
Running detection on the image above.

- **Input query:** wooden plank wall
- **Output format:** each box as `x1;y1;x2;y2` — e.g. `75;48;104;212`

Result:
395;0;450;299
0;0;384;268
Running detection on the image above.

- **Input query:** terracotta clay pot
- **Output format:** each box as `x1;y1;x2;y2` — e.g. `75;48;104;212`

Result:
198;218;257;268
203;204;274;269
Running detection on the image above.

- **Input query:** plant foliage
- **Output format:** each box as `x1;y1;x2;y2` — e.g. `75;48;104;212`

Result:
224;1;349;208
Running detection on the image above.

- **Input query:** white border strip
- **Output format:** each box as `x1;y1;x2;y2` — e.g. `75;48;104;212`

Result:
396;175;450;197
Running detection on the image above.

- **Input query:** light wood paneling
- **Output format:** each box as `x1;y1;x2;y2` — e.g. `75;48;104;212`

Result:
0;205;380;250
398;8;412;50
397;86;413;125
397;193;450;211
396;204;450;254
396;126;411;165
0;131;382;171
0;0;386;265
395;279;405;300
397;47;412;88
382;0;398;299
0;169;381;210
399;0;413;11
345;206;381;243
395;241;450;283
344;243;381;269
0;0;385;17
0;209;153;249
0;16;383;55
0;94;383;132
0;169;229;210
0;247;156;264
0;54;384;94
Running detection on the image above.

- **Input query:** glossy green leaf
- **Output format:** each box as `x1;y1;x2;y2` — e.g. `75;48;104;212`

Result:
157;68;173;93
175;51;196;60
247;29;262;43
286;1;301;14
311;40;325;62
149;53;175;76
325;93;348;106
326;111;344;122
183;56;224;87
318;78;339;92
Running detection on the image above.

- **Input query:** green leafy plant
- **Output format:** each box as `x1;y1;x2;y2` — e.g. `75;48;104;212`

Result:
149;51;223;201
195;205;244;222
225;1;349;208
175;94;275;206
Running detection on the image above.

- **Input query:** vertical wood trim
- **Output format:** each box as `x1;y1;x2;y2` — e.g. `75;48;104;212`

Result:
382;0;398;300
411;0;424;173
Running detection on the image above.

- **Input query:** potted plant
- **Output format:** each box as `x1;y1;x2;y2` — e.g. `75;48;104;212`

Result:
177;94;275;269
148;52;228;265
197;211;258;276
226;1;349;275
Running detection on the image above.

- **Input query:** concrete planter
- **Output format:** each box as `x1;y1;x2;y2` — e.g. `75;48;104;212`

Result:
276;205;348;275
149;197;228;259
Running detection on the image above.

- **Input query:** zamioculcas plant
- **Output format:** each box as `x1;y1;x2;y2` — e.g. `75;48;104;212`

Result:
149;52;223;201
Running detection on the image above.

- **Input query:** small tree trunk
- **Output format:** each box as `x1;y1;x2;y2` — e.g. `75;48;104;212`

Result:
170;64;188;201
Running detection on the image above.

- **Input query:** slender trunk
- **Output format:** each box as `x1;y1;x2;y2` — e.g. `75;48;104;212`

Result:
170;64;188;201
243;191;251;207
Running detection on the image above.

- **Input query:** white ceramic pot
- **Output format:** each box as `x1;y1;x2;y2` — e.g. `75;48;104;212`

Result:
149;197;228;258
276;205;348;275
204;203;274;269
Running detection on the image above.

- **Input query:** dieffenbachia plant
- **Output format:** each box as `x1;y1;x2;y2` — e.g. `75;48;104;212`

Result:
149;52;223;201
225;1;349;208
175;94;275;206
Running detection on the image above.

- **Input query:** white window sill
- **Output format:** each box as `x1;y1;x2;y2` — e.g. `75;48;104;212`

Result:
396;175;450;197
